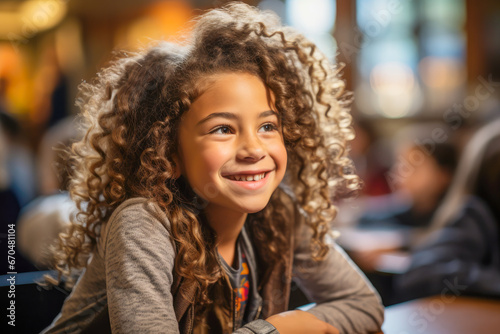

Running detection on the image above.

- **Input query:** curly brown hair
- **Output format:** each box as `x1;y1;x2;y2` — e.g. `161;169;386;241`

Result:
53;3;359;308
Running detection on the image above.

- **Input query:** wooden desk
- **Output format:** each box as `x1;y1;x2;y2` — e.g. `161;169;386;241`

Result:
382;296;500;334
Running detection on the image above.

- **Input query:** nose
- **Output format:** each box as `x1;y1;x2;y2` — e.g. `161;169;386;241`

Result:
236;132;266;162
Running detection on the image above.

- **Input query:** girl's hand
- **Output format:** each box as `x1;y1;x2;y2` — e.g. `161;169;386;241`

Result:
266;310;340;334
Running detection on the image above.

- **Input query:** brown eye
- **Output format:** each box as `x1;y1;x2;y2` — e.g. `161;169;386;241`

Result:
211;125;233;134
259;123;278;132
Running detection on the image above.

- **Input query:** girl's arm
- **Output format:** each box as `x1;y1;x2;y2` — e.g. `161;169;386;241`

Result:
103;198;180;333
265;310;340;334
291;219;385;333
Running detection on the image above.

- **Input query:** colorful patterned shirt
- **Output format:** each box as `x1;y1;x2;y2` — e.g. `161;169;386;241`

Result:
219;239;251;329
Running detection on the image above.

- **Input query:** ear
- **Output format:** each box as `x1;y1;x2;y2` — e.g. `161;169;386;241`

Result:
171;153;183;179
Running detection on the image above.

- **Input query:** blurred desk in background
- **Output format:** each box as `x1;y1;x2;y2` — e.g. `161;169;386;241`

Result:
336;227;411;273
382;296;500;334
336;227;411;305
337;227;408;252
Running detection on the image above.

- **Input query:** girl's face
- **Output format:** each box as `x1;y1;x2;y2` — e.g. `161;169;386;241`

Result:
176;72;287;215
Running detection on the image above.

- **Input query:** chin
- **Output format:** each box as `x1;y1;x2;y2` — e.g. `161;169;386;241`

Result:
244;206;267;214
242;201;272;214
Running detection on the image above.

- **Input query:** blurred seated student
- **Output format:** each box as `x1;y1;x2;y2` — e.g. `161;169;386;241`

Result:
37;117;81;195
350;119;392;197
0;112;37;274
17;193;76;269
0;118;19;225
394;119;500;302
16;117;81;269
347;127;457;274
1;122;22;275
0;109;37;207
359;140;457;230
332;120;396;229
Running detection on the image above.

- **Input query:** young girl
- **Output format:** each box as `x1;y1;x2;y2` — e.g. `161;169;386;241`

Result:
43;3;383;333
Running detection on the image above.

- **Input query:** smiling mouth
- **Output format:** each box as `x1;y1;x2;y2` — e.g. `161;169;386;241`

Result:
224;172;268;182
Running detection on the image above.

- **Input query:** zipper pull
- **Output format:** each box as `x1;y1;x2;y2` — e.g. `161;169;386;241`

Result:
254;305;262;320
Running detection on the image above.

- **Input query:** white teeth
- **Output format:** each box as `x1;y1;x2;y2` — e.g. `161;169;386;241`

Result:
228;172;266;181
254;173;264;181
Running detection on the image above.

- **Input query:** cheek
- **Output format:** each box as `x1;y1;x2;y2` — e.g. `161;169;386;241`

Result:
269;141;288;174
202;148;228;174
189;142;233;177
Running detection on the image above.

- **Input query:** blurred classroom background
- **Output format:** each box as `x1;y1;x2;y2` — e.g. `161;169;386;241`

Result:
1;0;500;332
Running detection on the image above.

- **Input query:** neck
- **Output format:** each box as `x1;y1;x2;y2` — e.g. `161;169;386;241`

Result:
413;194;440;214
204;204;247;266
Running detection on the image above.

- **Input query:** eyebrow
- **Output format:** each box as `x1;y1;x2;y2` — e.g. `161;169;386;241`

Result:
196;110;278;126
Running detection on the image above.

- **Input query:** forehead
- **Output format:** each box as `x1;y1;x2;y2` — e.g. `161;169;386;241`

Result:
196;71;268;93
185;72;277;118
